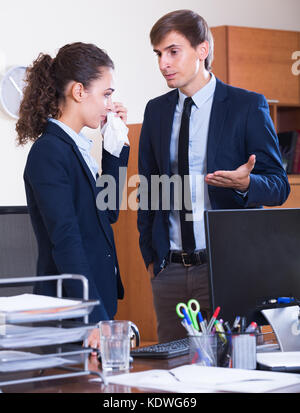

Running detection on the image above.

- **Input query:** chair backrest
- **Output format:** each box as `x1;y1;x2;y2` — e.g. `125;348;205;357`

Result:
0;206;38;296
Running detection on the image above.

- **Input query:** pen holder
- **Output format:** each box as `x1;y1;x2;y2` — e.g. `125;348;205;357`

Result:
231;332;257;370
189;333;230;367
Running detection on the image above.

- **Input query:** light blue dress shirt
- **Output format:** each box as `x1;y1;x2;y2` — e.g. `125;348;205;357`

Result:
49;118;99;180
169;73;216;251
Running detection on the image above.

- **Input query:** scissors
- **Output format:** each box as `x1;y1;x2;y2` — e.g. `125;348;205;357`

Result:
176;299;200;331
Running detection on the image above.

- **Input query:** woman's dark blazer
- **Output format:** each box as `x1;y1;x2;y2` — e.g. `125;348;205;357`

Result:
24;121;129;322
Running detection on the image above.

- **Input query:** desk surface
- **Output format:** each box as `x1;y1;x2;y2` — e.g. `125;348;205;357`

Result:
2;354;300;393
1;353;189;393
2;343;300;393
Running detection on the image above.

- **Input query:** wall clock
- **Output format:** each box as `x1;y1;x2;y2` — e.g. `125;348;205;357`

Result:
0;66;27;119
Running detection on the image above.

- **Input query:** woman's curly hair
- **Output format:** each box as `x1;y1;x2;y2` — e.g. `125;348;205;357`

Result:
16;54;58;145
16;42;114;145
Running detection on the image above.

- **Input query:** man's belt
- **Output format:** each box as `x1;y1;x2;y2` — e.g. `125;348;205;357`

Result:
168;250;207;267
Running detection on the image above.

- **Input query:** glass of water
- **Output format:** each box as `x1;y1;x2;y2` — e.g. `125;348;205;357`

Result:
99;320;131;375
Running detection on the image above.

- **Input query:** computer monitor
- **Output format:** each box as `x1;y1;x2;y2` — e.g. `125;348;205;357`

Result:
204;208;300;326
0;206;38;296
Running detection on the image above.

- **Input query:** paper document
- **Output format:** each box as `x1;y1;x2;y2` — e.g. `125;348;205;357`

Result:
91;364;300;393
0;324;93;348
0;350;76;372
257;352;300;370
0;294;82;313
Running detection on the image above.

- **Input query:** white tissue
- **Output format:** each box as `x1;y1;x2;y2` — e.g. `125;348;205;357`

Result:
101;112;129;158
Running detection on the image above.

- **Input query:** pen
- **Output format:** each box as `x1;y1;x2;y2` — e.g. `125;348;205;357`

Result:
181;310;215;366
181;307;192;326
245;321;258;333
197;311;207;334
263;297;295;305
240;317;247;333
181;319;194;336
181;308;200;336
180;308;195;337
181;320;211;365
224;321;232;334
207;306;221;333
232;316;240;333
277;297;295;304
214;320;227;343
222;321;232;368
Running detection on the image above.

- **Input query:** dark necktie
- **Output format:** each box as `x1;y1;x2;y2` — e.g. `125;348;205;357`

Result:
178;97;196;253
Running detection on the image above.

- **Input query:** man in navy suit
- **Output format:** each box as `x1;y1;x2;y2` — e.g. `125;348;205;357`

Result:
137;10;290;342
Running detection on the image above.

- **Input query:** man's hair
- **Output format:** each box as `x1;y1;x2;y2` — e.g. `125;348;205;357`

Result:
150;9;214;71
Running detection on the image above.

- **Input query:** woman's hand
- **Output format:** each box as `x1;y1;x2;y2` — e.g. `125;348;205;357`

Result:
113;102;128;125
101;102;128;129
87;327;100;357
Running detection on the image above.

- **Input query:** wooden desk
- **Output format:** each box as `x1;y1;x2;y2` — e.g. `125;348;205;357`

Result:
0;337;297;394
2;352;300;394
1;353;189;393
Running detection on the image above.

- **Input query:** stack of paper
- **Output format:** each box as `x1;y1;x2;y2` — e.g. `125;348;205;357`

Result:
0;294;82;313
257;352;300;371
91;364;300;393
0;350;76;372
0;294;94;323
0;324;93;348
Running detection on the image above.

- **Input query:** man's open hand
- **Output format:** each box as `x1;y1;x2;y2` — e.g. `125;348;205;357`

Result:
205;155;256;192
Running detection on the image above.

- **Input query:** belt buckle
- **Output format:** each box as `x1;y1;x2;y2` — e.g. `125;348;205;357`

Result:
181;252;192;267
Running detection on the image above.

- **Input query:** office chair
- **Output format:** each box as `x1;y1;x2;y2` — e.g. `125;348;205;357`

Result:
0;206;38;296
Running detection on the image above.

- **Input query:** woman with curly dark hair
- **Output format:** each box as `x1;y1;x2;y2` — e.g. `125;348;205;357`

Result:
16;42;130;352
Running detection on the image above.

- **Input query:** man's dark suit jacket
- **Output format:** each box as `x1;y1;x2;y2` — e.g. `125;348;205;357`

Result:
24;121;129;322
138;78;290;276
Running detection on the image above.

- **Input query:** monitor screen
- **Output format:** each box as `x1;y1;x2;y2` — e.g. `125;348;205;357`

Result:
0;206;38;296
204;208;300;326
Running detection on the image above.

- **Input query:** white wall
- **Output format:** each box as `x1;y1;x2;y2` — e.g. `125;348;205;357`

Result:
0;0;300;205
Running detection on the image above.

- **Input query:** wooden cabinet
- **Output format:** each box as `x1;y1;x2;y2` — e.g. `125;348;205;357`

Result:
114;124;158;342
273;103;300;133
211;26;300;105
211;26;300;134
277;174;300;208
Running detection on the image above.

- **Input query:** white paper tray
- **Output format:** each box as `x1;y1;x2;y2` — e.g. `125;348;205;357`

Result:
0;348;92;373
0;324;96;348
0;299;99;324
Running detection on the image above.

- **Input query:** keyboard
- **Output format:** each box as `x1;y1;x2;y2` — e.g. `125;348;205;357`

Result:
130;338;189;359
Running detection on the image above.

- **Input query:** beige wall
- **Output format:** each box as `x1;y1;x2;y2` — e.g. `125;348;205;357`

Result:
0;0;300;205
